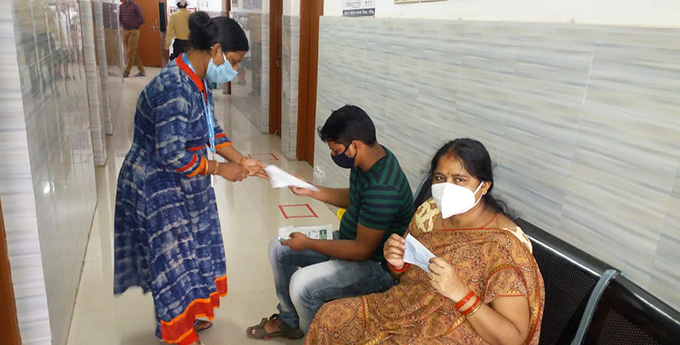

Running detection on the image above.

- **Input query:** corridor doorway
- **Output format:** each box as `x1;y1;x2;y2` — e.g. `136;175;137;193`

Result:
137;0;165;67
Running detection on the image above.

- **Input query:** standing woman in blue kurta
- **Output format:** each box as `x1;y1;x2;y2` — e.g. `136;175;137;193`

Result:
113;11;266;345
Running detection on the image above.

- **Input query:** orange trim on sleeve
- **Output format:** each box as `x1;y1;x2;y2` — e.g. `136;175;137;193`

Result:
160;276;228;344
175;154;197;173
187;157;206;178
215;142;232;150
215;133;227;138
188;145;205;152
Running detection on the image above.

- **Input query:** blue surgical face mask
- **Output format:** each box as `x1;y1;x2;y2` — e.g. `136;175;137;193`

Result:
205;52;238;83
331;144;356;169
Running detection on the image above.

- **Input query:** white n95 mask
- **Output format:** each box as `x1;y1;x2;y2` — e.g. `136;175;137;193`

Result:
431;181;484;219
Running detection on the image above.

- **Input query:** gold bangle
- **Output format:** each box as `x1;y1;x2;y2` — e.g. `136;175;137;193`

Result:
213;160;220;175
240;157;247;166
466;300;483;317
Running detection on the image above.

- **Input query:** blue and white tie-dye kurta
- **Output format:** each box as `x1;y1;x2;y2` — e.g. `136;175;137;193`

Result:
114;55;230;345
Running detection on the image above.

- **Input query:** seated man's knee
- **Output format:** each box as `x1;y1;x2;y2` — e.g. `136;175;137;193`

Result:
289;270;317;305
268;238;287;262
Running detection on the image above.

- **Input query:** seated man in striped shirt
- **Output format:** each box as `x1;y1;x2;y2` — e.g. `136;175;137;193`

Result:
247;105;415;340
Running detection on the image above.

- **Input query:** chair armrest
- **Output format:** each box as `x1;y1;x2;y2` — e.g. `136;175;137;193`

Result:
571;269;619;345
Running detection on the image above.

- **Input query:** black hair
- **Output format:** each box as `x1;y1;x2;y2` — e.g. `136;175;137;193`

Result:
318;105;377;146
177;1;188;8
188;12;249;52
429;138;509;215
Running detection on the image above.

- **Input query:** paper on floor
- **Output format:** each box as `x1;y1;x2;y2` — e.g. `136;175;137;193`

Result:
403;233;436;272
265;165;320;192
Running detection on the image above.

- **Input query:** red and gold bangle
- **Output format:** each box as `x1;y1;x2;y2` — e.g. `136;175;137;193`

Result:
455;290;475;310
462;296;481;316
466;299;483;317
388;263;410;273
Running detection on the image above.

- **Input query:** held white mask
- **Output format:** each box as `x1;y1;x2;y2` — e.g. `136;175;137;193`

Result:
431;181;485;219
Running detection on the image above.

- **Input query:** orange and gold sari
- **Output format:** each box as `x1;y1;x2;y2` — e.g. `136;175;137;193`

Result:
305;199;544;345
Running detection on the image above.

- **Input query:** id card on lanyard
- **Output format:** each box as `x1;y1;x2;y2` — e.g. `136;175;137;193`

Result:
182;54;217;184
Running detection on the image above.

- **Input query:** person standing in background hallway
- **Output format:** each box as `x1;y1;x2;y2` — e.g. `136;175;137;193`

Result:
120;0;146;77
166;0;191;60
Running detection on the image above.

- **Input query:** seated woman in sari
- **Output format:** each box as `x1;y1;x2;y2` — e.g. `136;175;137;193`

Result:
305;138;544;345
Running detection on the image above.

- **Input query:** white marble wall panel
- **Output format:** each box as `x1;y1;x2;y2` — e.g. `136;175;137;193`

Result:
654;169;680;309
280;15;299;159
315;17;680;311
102;0;123;130
1;2;53;343
231;11;270;133
80;0;107;166
3;0;98;344
93;0;113;135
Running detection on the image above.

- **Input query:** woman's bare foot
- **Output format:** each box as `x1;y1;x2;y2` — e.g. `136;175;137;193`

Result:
194;319;213;332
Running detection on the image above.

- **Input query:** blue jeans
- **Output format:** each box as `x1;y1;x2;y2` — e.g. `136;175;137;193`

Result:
268;238;396;333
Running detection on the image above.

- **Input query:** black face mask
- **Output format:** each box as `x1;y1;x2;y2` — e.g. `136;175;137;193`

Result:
331;144;356;169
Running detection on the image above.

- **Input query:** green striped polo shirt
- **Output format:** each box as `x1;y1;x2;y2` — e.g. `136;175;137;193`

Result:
339;146;415;263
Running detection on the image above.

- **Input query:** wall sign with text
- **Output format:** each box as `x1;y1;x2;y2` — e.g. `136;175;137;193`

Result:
343;0;375;17
395;0;447;3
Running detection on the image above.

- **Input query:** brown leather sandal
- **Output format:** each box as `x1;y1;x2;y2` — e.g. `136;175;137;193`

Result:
246;314;304;340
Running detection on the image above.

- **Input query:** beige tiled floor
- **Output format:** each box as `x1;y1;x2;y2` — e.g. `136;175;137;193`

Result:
66;69;339;345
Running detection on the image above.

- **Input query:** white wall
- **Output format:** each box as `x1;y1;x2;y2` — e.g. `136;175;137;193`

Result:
325;0;680;27
5;0;99;343
313;16;680;311
231;0;269;13
194;0;224;12
284;0;300;16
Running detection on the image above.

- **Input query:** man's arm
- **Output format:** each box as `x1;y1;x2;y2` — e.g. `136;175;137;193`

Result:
290;185;349;209
310;187;350;209
284;223;385;261
136;4;145;26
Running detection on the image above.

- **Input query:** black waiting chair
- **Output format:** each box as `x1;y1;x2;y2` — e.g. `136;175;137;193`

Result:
577;274;680;345
515;218;619;345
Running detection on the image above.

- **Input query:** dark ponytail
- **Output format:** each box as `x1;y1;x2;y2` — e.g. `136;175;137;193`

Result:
188;12;249;52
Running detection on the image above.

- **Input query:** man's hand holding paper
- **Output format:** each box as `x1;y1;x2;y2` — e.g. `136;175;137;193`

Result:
264;165;320;192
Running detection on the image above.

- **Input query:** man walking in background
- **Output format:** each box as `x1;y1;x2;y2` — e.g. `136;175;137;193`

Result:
165;0;191;60
119;0;146;77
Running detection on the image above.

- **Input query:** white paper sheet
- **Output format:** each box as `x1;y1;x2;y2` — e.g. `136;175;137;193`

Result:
403;234;436;272
265;165;320;192
278;224;333;241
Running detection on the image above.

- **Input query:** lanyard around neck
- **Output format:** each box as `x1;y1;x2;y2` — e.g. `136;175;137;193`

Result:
181;53;216;155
